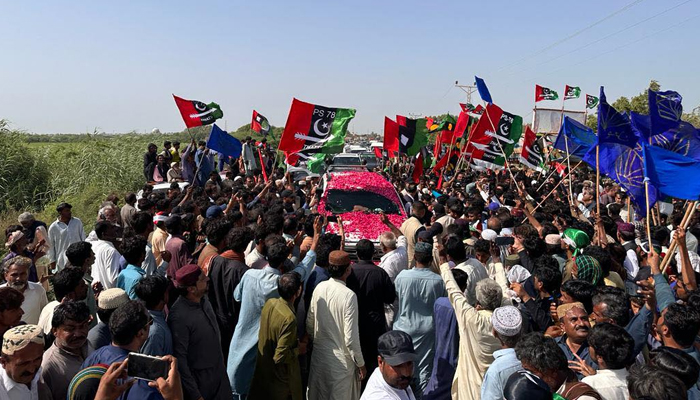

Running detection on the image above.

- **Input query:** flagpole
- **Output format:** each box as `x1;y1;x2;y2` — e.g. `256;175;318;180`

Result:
524;160;583;220
438;131;458;189
644;179;653;246
564;136;574;205
536;151;573;191
627;197;631;223
661;201;697;272
482;104;519;188
596;145;600;216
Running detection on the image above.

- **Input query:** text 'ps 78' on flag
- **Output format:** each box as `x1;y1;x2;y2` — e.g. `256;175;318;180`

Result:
279;98;355;166
173;95;223;128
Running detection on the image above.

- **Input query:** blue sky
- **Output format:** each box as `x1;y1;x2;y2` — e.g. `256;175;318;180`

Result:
1;0;698;135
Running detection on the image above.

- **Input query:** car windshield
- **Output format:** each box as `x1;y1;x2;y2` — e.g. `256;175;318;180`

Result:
333;157;360;166
325;189;400;214
359;153;375;160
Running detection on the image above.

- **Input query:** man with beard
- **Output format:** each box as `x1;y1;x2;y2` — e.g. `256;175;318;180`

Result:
168;264;229;400
361;330;417;400
0;324;49;399
1;257;48;325
555;302;596;379
0;288;24;338
40;302;91;400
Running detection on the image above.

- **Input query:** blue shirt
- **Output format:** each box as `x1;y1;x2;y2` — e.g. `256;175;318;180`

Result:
227;250;316;395
393;268;446;394
423;297;459;400
141;310;173;357
480;348;523;400
557;336;598;380
81;345;162;400
116;264;146;300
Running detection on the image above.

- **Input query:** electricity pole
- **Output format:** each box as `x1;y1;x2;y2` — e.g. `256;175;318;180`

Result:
455;80;477;105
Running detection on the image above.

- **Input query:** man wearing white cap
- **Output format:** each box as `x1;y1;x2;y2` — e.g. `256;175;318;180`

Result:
0;324;48;399
86;288;129;352
480;306;524;400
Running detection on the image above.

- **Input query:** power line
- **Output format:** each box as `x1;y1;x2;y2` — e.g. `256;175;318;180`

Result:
494;0;644;74
501;0;695;79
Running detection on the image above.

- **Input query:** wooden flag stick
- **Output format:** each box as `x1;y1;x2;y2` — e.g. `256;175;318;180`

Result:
627;197;632;223
644;180;653;245
527;160;583;216
564;136;575;205
536;151;574;191
596;145;601;217
661;201;698;273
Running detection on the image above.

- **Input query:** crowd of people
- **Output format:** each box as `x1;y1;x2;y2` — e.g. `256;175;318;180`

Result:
1;139;700;400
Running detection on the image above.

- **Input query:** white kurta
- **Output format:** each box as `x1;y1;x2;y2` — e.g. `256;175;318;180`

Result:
306;278;364;400
47;218;85;271
439;263;502;400
91;240;122;289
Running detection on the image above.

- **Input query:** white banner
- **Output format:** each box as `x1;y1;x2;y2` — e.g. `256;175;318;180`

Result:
533;108;586;135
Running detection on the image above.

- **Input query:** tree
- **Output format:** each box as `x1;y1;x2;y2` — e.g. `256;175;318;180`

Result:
586;80;666;130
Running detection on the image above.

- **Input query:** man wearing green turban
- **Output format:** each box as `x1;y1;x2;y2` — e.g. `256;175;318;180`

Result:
562;229;590;257
572;255;603;286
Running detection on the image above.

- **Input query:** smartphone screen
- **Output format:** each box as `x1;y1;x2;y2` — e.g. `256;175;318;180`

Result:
128;353;169;382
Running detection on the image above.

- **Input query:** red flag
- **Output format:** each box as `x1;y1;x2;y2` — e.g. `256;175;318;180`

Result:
374;147;382;158
412;153;423;183
173;95;223;128
469;103;504;147
251;110;270;135
433;132;442;159
279;99;315;156
396;115;407;127
383;117;400;154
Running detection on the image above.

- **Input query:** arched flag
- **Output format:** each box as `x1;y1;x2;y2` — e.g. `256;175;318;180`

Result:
279;98;355;165
173;95;223;128
251;110;271;135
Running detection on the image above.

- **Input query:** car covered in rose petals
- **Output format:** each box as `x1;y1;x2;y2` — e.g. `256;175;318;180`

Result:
318;171;407;258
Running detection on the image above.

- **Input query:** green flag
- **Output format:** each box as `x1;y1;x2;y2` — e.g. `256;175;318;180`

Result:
586;94;599;109
564;85;581;100
473;111;523;170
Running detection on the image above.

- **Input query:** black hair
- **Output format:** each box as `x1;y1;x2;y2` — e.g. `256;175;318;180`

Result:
125;193;137;204
277;272;302;301
532;265;562;294
94;221;113;240
414;248;433;265
664;303;700;348
121;236;147;266
452;268;468;293
65;241;92;267
0;287;23;313
134;275;169;310
514;332;567;373
226;227;253;253
131;212;152;236
503;371;551;400
592;287;631;326
523;237;546;259
474;239;491;256
355;239;375;261
137;198;154;211
206;218;233;246
583;245;612;276
650;346;700;390
266;241;291;270
627;364;687;400
327;263;349;279
412;201;426;214
588;322;634;369
52;267;85;302
51;301;90;329
444;235;466;262
316;234;341;268
561;280;596;313
109;301;149;346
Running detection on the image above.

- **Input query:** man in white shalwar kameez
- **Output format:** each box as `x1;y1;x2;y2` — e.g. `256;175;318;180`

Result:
307;250;366;400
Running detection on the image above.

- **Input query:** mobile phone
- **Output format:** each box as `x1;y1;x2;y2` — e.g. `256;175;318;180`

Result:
327;215;338;223
127;353;169;382
495;236;515;247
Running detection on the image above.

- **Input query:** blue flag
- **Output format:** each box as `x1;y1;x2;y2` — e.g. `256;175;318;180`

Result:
597;87;636;147
207;124;242;159
584;90;655;216
554;116;596;159
630;112;651;142
648;89;683;138
644;144;700;200
475;76;493;104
